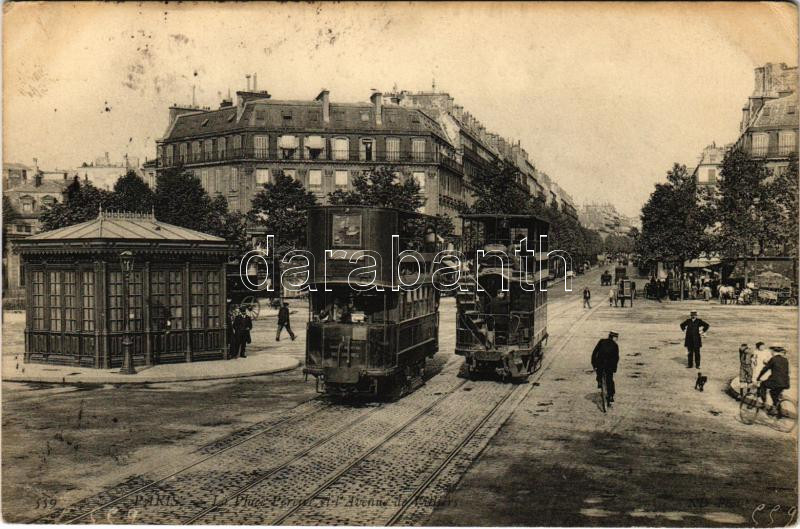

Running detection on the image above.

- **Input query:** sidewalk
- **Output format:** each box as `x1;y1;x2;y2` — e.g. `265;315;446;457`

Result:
2;348;300;385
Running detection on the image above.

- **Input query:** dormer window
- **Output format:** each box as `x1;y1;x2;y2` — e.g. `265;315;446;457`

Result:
360;111;370;122
255;110;266;122
282;111;293;122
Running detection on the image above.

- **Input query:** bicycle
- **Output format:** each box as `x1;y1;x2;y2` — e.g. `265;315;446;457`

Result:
587;368;608;413
739;383;797;433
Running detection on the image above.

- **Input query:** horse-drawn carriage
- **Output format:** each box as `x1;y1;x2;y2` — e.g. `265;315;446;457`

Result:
617;279;634;306
614;266;628;283
755;271;798;306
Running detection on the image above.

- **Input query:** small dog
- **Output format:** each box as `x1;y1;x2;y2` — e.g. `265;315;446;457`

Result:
695;372;708;391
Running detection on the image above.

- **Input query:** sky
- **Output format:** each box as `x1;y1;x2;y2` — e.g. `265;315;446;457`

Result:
3;1;797;217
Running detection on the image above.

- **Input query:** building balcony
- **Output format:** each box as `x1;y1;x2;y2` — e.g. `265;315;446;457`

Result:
157;149;450;168
750;145;797;159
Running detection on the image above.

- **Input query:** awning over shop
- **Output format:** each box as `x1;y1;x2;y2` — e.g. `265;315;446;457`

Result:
684;258;722;268
278;135;299;149
305;136;325;150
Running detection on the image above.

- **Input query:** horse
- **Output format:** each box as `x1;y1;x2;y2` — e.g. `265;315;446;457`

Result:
718;285;735;304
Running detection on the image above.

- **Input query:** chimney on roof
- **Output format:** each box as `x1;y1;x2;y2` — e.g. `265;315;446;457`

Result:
246;74;251;91
316;89;330;124
370;90;382;126
253;73;258;91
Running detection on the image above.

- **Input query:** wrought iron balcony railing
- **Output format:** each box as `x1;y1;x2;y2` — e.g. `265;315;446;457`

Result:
158;148;451;168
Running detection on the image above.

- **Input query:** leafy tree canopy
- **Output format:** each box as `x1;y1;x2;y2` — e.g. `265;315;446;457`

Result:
249;170;319;251
40;176;113;231
636;163;710;264
328;167;425;212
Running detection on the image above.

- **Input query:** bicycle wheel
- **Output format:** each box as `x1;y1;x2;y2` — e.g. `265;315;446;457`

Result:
600;375;607;413
739;392;760;425
773;399;797;433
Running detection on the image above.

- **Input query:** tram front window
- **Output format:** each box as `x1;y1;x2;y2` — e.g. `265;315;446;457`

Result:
311;291;385;324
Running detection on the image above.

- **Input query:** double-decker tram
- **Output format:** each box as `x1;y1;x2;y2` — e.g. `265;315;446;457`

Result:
456;214;549;380
303;206;440;399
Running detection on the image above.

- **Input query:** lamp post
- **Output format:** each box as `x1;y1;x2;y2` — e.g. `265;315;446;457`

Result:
119;250;137;375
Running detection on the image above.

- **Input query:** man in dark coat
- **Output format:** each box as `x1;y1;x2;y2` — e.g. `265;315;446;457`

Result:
233;307;253;358
227;304;238;358
680;310;709;369
583;287;591;309
756;346;790;412
276;302;296;341
591;331;620;406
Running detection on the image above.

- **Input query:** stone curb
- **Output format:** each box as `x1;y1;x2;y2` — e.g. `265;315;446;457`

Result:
2;354;301;385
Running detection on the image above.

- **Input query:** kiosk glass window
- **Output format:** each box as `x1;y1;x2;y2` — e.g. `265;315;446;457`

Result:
82;271;95;331
32;272;45;330
168;271;183;329
331;213;362;248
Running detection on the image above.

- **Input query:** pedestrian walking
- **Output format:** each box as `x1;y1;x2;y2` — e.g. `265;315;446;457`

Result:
234;306;253;358
592;331;620;407
608;286;617;307
276;301;296;341
583;286;591;308
680;310;709;369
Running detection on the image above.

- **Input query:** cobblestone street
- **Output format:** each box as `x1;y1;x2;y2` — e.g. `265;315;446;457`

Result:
5;267;793;525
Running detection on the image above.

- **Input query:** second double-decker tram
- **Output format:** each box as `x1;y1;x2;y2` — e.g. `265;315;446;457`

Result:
303;206;440;399
456;214;549;380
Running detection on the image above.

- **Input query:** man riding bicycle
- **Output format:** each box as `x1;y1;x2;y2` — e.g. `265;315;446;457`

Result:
592;331;620;406
755;346;790;413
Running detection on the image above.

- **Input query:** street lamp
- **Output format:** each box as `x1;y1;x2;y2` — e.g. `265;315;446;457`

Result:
119;250;137;375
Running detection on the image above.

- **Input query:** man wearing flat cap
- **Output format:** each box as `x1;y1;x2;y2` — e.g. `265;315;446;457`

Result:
680;310;709;369
592;331;620;406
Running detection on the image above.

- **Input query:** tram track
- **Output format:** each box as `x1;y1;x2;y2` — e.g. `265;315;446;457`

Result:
386;303;599;526
253;303;600;526
37;283;596;526
36;398;358;524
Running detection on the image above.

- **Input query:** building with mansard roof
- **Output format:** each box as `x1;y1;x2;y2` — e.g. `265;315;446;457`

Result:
153;85;465;232
151;77;585;239
734;62;798;177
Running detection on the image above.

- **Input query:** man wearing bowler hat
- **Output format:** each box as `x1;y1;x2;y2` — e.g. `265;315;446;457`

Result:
680;310;709;369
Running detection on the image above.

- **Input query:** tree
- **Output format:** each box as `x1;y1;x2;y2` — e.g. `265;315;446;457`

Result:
328;167;424;212
3;195;20;248
637;163;710;286
714;148;777;258
107;170;154;213
154;167;247;248
466;161;531;215
767;156;798;256
249;170;319;251
39;176;113;231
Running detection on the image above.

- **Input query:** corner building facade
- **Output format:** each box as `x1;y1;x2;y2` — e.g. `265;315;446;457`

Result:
154;89;466;226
